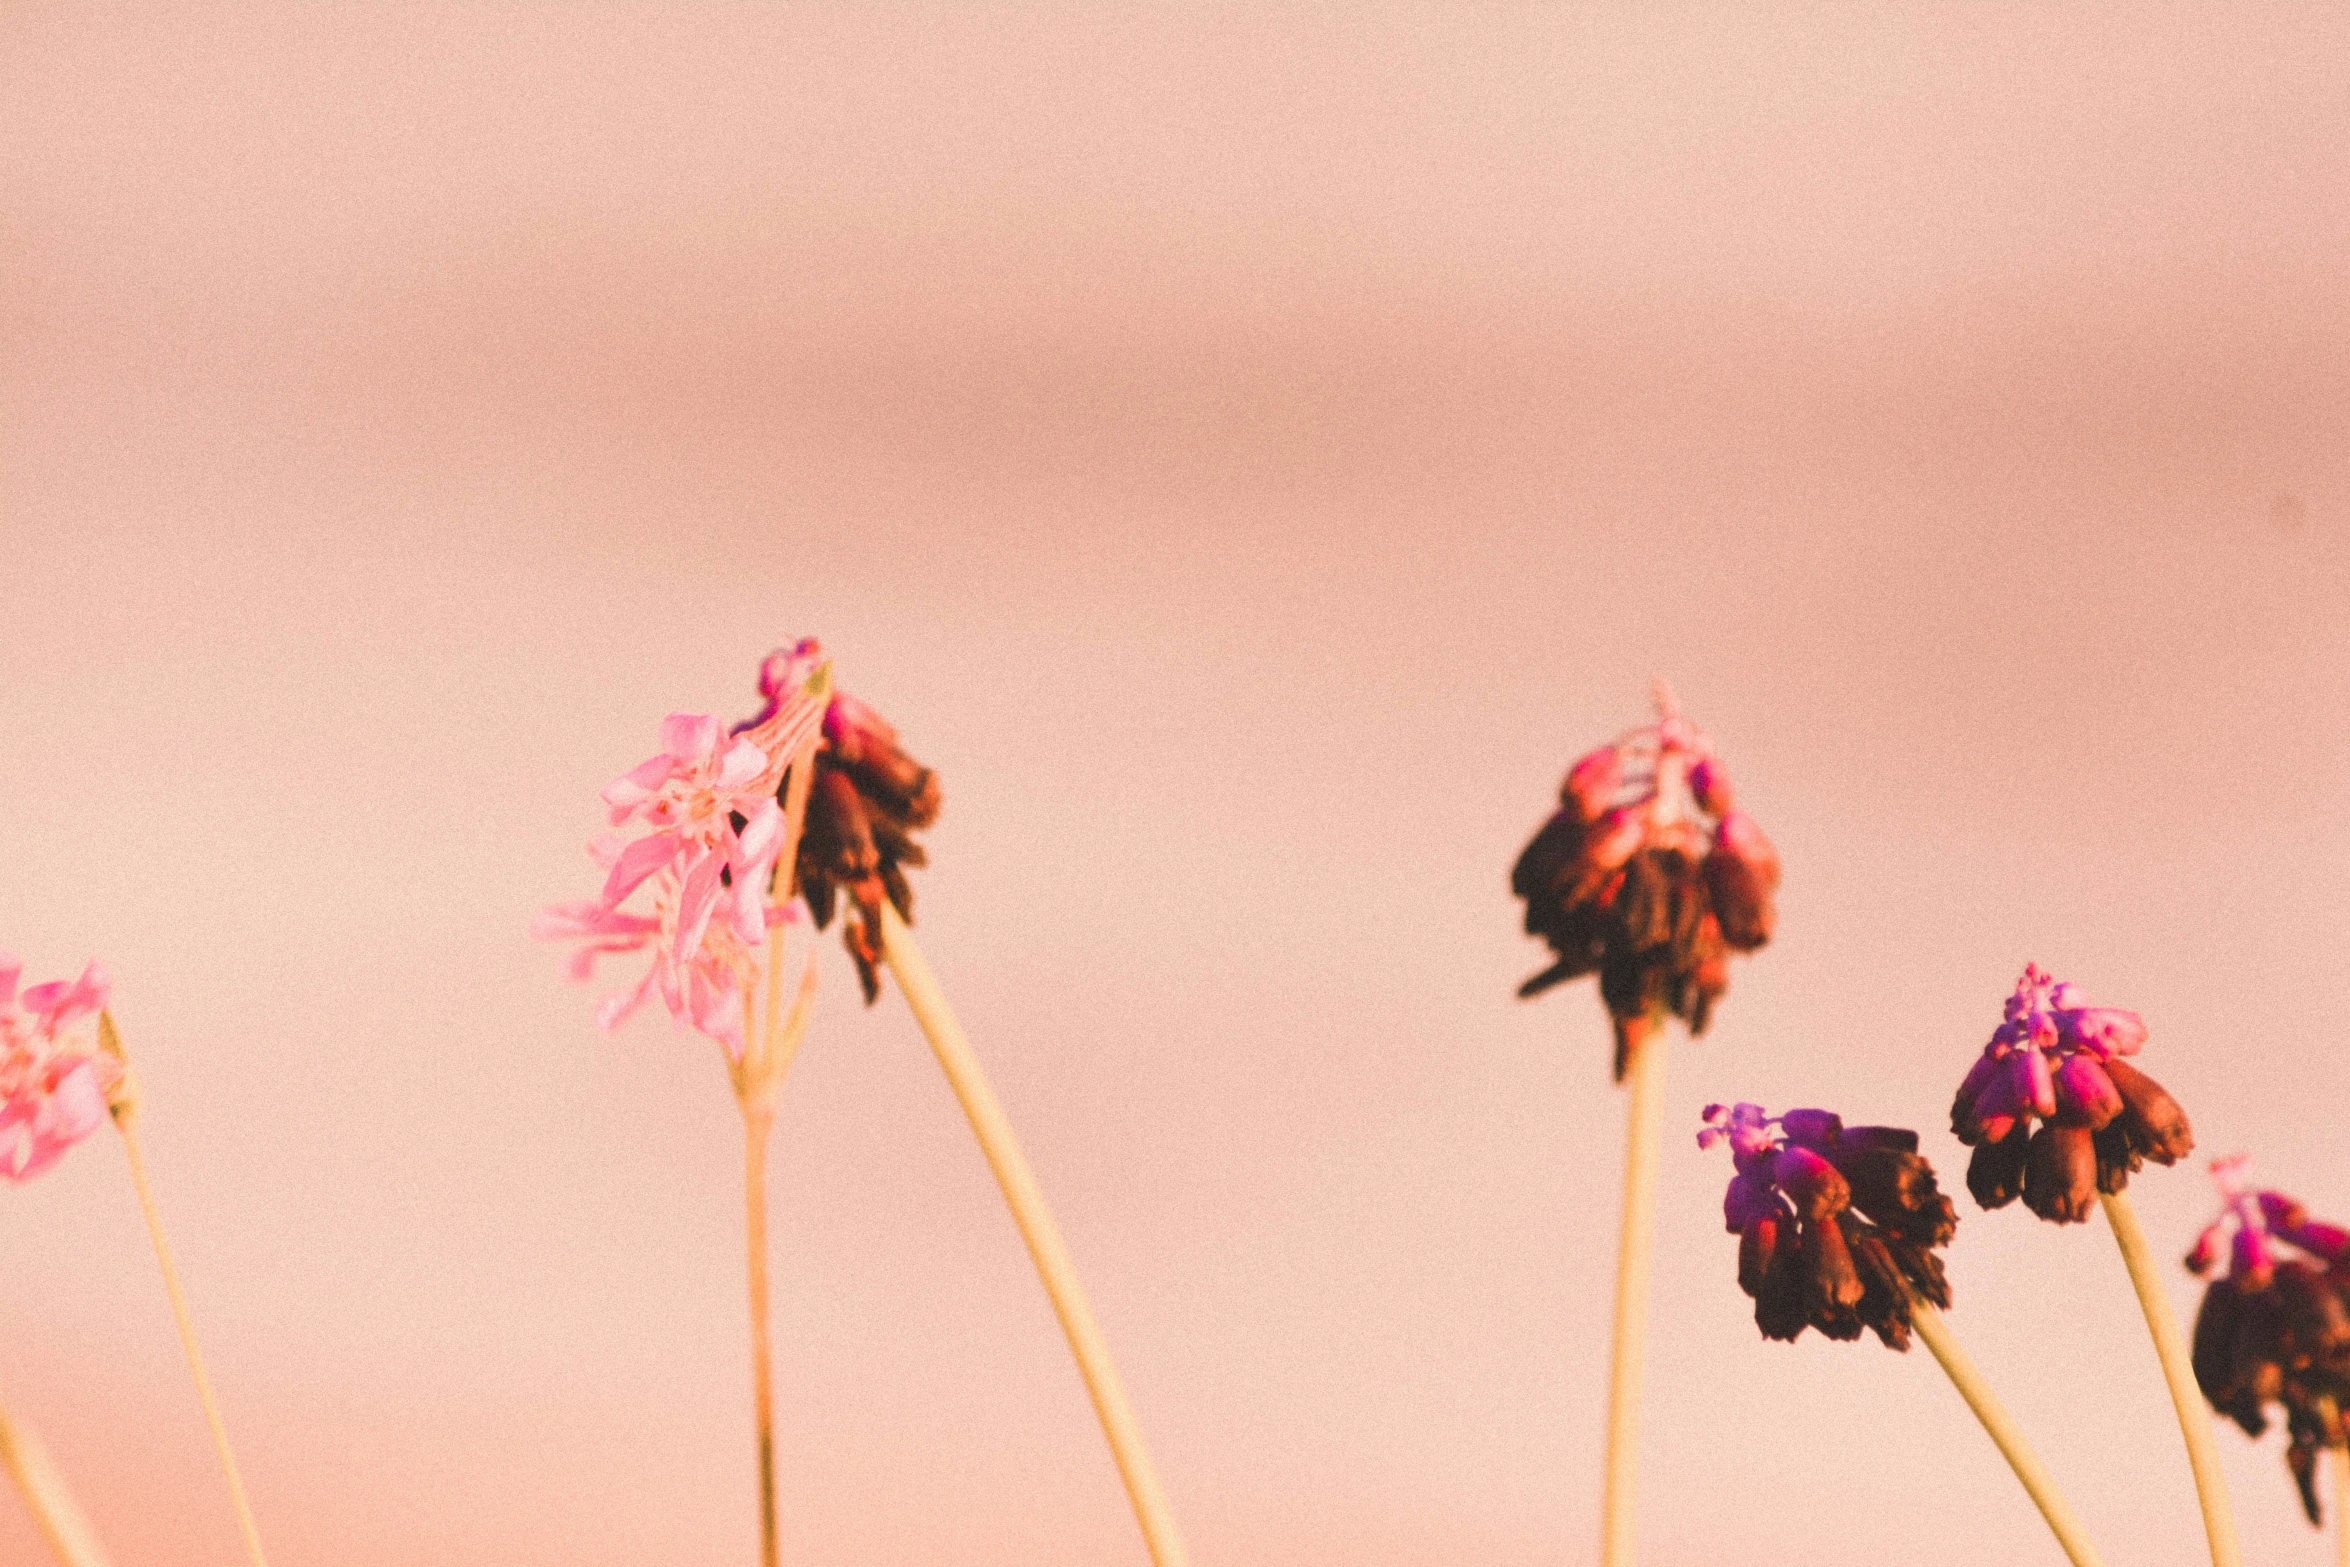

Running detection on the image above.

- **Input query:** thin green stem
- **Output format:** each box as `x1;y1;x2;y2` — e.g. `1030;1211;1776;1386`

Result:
0;1389;115;1567
1908;1299;2106;1567
1600;1023;1667;1567
2101;1190;2240;1567
877;903;1190;1567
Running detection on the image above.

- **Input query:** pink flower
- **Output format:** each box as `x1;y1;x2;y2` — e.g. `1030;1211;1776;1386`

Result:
0;956;122;1182
1950;964;2192;1223
1510;681;1778;1078
537;657;828;1055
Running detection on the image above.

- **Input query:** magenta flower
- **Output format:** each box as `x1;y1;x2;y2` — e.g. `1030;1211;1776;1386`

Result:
1950;964;2192;1223
1511;684;1778;1077
537;663;827;1055
2186;1157;2350;1526
0;956;122;1182
1698;1101;1956;1349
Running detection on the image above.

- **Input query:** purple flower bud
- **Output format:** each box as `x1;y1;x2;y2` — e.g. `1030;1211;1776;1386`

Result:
2104;1058;2194;1166
2185;1222;2227;1275
2015;1048;2057;1120
1772;1144;1851;1221
1561;745;1622;823
1688;756;1733;816
1778;1108;1842;1150
2049;1054;2123;1131
1725;1171;1781;1232
2230;1225;2275;1286
2055;1005;2147;1059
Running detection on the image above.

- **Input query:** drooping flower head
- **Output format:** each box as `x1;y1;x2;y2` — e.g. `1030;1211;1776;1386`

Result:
1698;1102;1957;1349
1950;964;2192;1223
535;660;828;1056
2185;1156;2350;1527
1511;682;1778;1077
743;640;941;1005
0;957;121;1182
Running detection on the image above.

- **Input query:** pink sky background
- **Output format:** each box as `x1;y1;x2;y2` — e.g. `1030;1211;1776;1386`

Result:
5;5;2348;1563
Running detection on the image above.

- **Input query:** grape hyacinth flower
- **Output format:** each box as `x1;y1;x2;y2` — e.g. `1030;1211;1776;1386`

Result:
1699;1103;1957;1349
2187;1157;2350;1528
0;957;119;1182
1950;963;2193;1223
1951;965;2239;1566
743;639;942;1004
1696;1100;2106;1564
1511;682;1776;1079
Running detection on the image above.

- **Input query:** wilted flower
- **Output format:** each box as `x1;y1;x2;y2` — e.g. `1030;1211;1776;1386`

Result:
745;640;941;1004
1699;1102;1957;1349
1949;964;2192;1223
537;665;827;1055
1511;684;1777;1078
2186;1156;2350;1527
0;957;121;1182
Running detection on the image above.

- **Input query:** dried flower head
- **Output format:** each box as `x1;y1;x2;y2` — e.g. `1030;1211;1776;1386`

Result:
536;665;828;1056
1949;964;2192;1223
2186;1156;2350;1527
1511;683;1778;1078
0;957;122;1181
1699;1102;1957;1350
745;640;941;1004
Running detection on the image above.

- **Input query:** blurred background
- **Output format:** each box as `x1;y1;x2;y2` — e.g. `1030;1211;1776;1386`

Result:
4;4;2347;1563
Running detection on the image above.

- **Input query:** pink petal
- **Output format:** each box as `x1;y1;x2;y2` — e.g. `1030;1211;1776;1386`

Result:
661;713;723;762
595;967;659;1032
41;1060;107;1145
599;832;681;908
715;737;769;792
0;954;19;1011
601;753;677;821
670;850;726;967
733;798;782;871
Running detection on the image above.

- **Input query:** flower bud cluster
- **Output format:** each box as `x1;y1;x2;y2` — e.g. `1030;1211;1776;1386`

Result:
1950;964;2191;1222
2186;1157;2350;1527
1511;689;1778;1078
746;641;942;1004
1699;1102;1957;1351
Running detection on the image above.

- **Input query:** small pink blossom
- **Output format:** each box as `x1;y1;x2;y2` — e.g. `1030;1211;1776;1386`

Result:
537;654;828;1054
0;956;122;1182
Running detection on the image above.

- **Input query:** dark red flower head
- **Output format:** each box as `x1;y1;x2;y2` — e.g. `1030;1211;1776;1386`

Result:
1699;1102;1957;1350
1950;964;2192;1223
1511;684;1778;1079
2186;1157;2350;1528
738;640;941;1004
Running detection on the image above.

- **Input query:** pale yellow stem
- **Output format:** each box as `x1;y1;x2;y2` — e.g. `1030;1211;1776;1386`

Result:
876;903;1189;1567
0;1392;115;1567
2331;1433;2348;1567
1909;1299;2107;1567
114;1125;268;1567
1600;1025;1667;1567
743;1095;779;1567
2101;1190;2240;1567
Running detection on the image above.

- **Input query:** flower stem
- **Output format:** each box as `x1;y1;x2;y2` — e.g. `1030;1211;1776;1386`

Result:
1907;1299;2107;1567
2100;1189;2240;1567
2336;1440;2349;1567
113;1123;268;1567
742;1100;779;1567
1600;1022;1667;1567
0;1390;115;1567
875;903;1190;1567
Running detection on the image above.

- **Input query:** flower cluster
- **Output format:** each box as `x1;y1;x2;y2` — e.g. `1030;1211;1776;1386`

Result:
0;957;120;1182
1950;964;2192;1223
1700;1102;1957;1350
1510;686;1778;1078
536;668;827;1056
748;641;941;1004
2186;1157;2350;1526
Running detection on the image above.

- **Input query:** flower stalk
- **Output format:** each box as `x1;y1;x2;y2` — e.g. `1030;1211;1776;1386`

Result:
98;1014;268;1567
2104;1188;2242;1567
876;902;1189;1567
1600;1018;1667;1567
0;1391;115;1567
1907;1297;2106;1567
